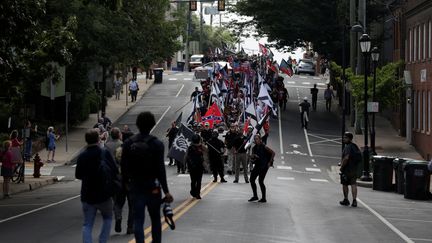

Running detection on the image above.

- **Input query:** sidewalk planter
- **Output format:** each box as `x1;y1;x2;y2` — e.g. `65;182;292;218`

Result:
393;158;410;194
372;155;395;191
403;160;431;200
153;68;164;83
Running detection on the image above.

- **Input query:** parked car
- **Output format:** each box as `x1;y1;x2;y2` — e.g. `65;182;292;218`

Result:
296;59;315;76
189;54;204;72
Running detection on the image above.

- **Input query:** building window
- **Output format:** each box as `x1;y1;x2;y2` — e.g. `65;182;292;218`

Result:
423;91;426;131
417;25;421;61
423;24;426;60
429;21;431;58
429;91;431;133
414;27;417;61
418;91;421;130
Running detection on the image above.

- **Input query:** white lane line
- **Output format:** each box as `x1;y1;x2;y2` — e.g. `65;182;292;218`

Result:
306;168;321;172
183;78;192;81
387;218;432;223
278;108;284;155
175;84;185;97
71;164;77;168
410;238;432;242
0;195;80;224
317;82;326;86
313;164;317;167
302;82;311;85
299;76;307;79
287;81;296;84
313;154;341;160
276;166;292;170
277;177;295;181
357;198;415;243
177;174;189;177
304;128;313;157
150;106;171;133
310;179;329;182
169;78;177;80
313;77;321;80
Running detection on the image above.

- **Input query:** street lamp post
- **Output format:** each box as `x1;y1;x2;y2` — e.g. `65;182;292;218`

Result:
359;33;372;181
370;47;380;155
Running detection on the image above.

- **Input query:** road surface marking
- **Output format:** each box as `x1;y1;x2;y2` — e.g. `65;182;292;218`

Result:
317;82;326;86
0;195;80;224
311;159;315;162
278;109;284;155
302;82;311;85
71;164;76;168
310;178;329;182
276;166;292;170
277;177;295;180
299;76;307;79
177;174;189;177
281;156;284;159
308;133;342;145
387;218;432;223
139;182;219;243
175;84;184;97
287;81;295;84
313;154;341;160
410;238;432;242
357;198;414;243
183;78;192;80
313;77;321;80
168;78;177;80
304;129;313;157
285;151;308;156
313;164;317;167
150;106;171;133
306;168;321;172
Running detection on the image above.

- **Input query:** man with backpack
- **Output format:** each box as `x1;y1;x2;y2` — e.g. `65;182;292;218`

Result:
76;129;119;243
121;112;173;243
339;132;361;207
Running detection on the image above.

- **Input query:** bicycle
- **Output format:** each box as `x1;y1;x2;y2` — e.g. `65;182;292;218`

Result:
11;162;25;183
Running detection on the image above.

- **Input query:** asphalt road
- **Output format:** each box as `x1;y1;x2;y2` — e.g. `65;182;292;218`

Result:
0;73;431;243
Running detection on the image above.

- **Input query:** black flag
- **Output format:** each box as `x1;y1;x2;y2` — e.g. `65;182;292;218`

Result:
167;123;195;163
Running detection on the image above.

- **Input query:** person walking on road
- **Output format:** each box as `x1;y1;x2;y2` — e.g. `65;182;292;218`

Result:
339;132;361;207
248;135;275;203
105;127;134;234
121;112;173;243
114;78;122;100
224;124;238;175
324;84;335;112
129;79;139;102
75;129;119;243
1;141;13;199
310;84;318;111
233;131;249;183
207;131;227;183
166;121;179;166
299;97;311;129
185;134;206;199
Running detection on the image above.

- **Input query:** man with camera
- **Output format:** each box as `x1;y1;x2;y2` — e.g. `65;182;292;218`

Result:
339;132;361;207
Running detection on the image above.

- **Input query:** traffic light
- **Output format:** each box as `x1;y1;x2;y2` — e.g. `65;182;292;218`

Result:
190;1;197;11
218;0;225;11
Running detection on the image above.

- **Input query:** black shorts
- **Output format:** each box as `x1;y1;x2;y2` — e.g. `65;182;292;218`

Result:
340;173;357;185
1;166;14;177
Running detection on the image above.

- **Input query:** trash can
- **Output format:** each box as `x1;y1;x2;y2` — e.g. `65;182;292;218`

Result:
153;68;164;84
403;160;431;200
393;158;409;194
177;61;185;72
372;155;395;191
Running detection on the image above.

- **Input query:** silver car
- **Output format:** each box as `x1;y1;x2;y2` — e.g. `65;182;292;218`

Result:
296;59;315;76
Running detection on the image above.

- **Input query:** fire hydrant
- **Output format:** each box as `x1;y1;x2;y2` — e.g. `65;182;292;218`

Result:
33;153;44;178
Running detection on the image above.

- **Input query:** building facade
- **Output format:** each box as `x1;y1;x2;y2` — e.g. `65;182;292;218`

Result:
404;0;432;160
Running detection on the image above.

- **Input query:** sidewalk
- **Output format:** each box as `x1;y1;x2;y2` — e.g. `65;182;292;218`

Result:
2;70;180;197
329;113;426;188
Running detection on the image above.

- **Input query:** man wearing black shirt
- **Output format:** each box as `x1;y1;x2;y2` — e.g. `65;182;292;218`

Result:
207;131;227;183
299;97;311;129
166;122;179;166
224;124;238;175
310;84;318;111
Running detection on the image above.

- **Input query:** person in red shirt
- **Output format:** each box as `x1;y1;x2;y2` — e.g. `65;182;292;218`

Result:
10;130;22;148
1;141;14;199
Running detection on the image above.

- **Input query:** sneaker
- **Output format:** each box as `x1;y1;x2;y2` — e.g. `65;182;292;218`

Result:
245;180;249;183
339;199;350;206
213;178;217;182
258;198;267;203
220;179;227;183
233;180;238;183
351;199;357;207
115;219;122;233
248;196;259;202
195;195;201;199
126;227;133;234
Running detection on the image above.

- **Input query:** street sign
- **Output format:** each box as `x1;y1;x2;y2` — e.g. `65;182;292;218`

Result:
367;102;379;113
204;6;219;15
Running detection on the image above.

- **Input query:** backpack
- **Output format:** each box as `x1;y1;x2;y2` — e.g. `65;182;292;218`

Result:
350;143;362;165
98;149;122;196
127;135;157;180
186;145;204;170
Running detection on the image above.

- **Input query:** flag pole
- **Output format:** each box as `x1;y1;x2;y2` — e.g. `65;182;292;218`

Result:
175;100;192;113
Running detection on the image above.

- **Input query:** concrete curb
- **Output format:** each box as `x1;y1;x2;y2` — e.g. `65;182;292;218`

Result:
9;176;56;196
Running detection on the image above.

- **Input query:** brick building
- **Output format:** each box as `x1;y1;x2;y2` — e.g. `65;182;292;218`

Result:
404;0;432;160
